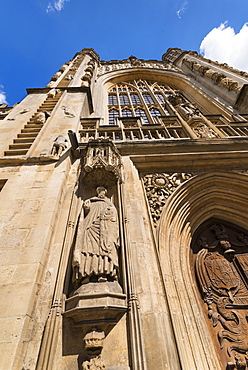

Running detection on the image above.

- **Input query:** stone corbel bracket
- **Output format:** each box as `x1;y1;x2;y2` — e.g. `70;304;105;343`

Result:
64;281;127;335
63;281;127;370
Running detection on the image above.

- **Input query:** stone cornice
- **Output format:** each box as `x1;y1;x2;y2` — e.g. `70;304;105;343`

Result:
26;86;89;94
97;56;181;76
187;51;248;79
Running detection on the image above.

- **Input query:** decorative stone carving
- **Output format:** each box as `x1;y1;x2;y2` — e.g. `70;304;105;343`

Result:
168;94;200;121
51;135;68;156
59;64;67;72
82;329;106;370
97;59;179;76
72;187;119;287
219;78;242;93
47;88;60;98
46;81;56;88
65;74;74;80
62;105;76;118
195;222;248;369
143;172;195;227
33;111;49;124
19;108;31;114
196;51;248;78
182;58;243;94
64;184;126;337
81;61;95;87
50;71;62;81
82;138;122;187
192;123;218;138
182;58;194;70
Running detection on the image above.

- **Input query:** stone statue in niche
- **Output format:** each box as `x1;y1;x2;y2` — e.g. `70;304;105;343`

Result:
72;187;119;287
195;222;248;370
51;135;68;156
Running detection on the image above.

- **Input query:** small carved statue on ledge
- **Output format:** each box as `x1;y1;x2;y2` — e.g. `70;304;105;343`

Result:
72;187;119;287
51;135;68;156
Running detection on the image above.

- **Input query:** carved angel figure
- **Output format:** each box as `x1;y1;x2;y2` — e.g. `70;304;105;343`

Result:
72;187;119;287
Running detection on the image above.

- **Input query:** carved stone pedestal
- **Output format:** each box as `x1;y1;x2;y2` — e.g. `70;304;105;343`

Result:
64;282;127;370
64;281;127;334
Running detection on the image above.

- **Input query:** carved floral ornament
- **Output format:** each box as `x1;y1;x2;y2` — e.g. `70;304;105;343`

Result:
195;222;248;370
143;172;195;227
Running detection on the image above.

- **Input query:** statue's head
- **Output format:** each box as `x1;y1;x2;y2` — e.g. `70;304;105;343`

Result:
96;187;107;198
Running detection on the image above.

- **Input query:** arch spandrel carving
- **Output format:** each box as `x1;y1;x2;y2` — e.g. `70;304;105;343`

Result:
192;220;248;370
157;171;248;370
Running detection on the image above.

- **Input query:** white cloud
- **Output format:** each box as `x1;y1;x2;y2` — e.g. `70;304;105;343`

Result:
0;85;8;105
46;3;55;12
200;22;248;72
176;1;188;19
46;0;70;13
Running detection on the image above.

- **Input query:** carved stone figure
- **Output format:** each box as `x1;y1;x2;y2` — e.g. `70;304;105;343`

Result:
65;74;74;80
72;187;119;287
47;88;60;98
192;123;218;138
82;356;105;370
19;108;31;114
195;222;248;369
168;94;200;120
62;105;76;118
50;71;62;81
82;329;106;370
51;135;68;156
33;111;48;124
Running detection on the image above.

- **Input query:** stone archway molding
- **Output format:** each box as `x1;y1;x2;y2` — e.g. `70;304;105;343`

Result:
158;171;248;370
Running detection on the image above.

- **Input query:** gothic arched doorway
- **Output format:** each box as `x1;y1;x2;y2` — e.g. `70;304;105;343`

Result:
192;219;248;370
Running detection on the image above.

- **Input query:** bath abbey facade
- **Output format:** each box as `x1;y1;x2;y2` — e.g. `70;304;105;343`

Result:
1;47;248;370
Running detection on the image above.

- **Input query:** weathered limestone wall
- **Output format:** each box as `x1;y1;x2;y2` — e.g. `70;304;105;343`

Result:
30;91;85;157
0;93;46;156
0;157;77;370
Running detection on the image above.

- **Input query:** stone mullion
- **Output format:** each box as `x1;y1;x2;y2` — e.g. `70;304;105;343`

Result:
139;82;153;124
127;90;136;117
166;100;197;139
199;114;226;138
147;84;165;119
152;93;168;116
132;81;148;123
116;88;122;117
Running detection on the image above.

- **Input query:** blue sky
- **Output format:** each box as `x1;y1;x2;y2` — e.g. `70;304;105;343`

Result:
1;0;248;106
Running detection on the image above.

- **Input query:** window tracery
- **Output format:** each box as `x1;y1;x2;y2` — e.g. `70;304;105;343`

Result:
107;80;175;125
